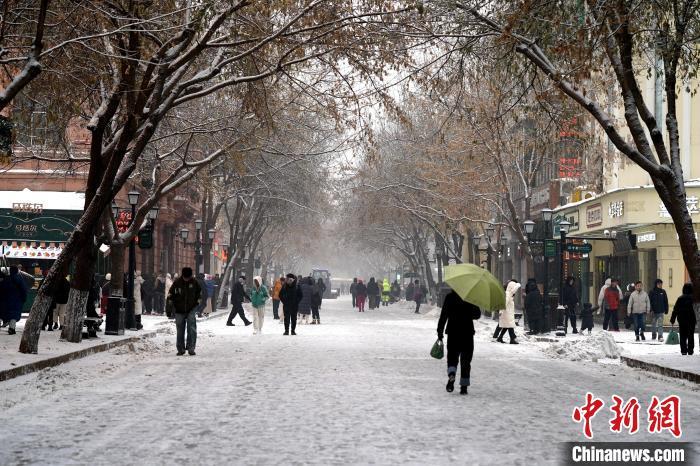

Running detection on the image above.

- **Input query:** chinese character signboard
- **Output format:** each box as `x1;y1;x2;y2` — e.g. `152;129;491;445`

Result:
586;204;602;227
609;201;624;218
115;210;132;233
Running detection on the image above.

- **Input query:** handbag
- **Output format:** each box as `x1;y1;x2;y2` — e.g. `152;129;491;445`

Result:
430;339;444;359
666;326;679;345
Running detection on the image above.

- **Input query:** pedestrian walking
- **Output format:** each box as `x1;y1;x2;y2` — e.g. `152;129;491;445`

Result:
53;275;70;330
227;275;252;326
670;283;697;355
405;281;414;303
167;267;201;356
381;278;391;306
524;280;543;334
204;274;215;317
316;277;326;304
562;276;579;334
154;272;166;315
437;290;482;395
142;273;154;315
298;276;314;324
391;280;401;302
134;271;144;330
355;279;367;312
312;278;324;324
367;277;379;309
165;273;173;298
279;274;303;335
602;278;623;331
0;266;28;335
628;281;650;341
271;276;284;320
649;279;668;341
497;280;521;344
250;276;269;335
413;280;426;314
350;278;358;308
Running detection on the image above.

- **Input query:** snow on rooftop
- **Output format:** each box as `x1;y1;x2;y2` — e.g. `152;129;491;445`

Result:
0;188;85;211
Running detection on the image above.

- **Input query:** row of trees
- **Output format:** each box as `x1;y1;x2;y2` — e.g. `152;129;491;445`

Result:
1;0;419;353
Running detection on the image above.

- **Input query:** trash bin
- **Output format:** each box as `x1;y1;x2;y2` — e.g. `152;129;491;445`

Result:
105;296;126;335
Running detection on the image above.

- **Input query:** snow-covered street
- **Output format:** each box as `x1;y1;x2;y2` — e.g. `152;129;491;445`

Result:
2;296;699;466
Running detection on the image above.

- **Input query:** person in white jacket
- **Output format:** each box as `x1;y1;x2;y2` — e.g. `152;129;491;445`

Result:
628;281;650;341
133;270;144;330
497;280;522;344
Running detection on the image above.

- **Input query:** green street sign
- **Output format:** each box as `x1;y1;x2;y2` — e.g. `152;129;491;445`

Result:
137;225;153;249
544;239;557;257
566;243;592;254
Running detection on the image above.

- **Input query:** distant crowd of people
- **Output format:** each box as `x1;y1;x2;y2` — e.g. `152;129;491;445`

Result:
348;277;428;313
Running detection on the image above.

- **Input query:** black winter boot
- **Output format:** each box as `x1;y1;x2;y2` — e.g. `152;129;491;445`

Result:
460;386;468;395
446;374;455;393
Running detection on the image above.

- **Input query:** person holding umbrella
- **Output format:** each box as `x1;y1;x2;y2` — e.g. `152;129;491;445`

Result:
438;263;502;395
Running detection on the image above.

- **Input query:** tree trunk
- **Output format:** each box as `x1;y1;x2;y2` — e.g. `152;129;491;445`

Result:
19;229;82;353
61;232;98;342
60;288;89;343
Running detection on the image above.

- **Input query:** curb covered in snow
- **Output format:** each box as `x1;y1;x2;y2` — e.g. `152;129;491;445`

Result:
621;356;700;384
0;330;161;383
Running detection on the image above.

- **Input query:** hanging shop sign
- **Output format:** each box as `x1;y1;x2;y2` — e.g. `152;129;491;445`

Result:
115;210;133;233
566;243;593;254
0;214;75;242
586;203;603;227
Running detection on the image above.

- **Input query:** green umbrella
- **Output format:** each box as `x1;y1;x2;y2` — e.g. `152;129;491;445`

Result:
443;263;505;311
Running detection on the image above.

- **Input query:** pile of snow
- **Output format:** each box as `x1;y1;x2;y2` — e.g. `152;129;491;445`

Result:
543;331;621;362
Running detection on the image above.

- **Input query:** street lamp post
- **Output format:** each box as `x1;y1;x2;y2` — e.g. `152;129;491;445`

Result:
127;190;140;331
558;219;571;305
194;219;203;275
524;207;556;333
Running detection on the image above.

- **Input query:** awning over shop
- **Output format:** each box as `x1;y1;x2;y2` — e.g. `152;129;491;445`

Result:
0;241;64;260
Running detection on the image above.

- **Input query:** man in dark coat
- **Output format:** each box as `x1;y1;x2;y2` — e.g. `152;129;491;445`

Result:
1;266;28;335
562;276;579;334
279;273;303;335
649;278;669;341
524;280;543;334
227;275;252;326
167;267;201;356
670;283;697;355
437;290;481;395
350;278;358;308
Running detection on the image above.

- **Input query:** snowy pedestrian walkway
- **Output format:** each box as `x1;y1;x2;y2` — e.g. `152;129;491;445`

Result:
1;297;699;465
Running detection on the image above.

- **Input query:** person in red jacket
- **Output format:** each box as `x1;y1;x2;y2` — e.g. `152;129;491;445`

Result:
603;278;623;331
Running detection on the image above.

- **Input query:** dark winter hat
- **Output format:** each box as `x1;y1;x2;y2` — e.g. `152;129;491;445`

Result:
182;267;193;278
239;275;246;280
654;279;663;285
682;283;693;295
286;273;296;279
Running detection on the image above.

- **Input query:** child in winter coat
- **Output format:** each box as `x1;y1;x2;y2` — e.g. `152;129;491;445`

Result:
670;283;697;355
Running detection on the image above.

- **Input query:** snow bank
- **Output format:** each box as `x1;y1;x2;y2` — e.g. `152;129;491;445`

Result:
543;332;621;361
